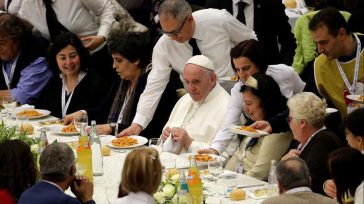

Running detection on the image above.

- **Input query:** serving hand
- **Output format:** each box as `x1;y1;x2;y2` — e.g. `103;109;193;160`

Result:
117;123;142;137
80;36;106;51
250;120;272;133
198;148;219;155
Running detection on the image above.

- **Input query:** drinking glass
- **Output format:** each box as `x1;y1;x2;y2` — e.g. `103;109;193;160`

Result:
149;137;163;152
74;115;88;131
2;97;16;118
208;157;224;195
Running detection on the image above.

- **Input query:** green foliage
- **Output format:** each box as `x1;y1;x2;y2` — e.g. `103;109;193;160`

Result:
0;122;36;145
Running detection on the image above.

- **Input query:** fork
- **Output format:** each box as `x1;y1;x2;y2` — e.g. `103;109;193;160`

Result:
341;189;354;204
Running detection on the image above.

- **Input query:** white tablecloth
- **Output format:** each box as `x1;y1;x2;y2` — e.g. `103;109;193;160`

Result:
3;115;268;204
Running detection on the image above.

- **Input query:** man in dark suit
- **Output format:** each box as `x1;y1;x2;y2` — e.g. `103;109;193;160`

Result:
205;0;296;65
262;158;337;204
18;143;95;204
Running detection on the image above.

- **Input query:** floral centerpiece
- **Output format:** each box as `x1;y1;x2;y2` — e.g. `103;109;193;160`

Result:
0;122;39;159
154;173;180;204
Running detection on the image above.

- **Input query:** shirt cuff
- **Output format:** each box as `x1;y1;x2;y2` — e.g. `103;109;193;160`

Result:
132;113;147;130
209;143;224;155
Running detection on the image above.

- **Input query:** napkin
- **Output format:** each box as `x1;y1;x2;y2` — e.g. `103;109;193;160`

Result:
163;135;183;154
13;104;35;112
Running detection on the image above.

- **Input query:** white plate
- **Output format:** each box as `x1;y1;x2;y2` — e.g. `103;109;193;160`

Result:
326;108;338;115
346;94;364;104
219;76;238;82
245;185;270;199
230;125;269;138
12;109;51;119
50;125;79;136
179;153;226;165
103;135;148;149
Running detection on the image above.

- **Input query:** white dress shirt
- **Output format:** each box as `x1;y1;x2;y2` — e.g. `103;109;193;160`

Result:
4;0;22;13
163;83;231;154
210;64;306;154
133;8;256;128
18;0;114;51
232;0;254;30
114;192;155;204
355;181;363;204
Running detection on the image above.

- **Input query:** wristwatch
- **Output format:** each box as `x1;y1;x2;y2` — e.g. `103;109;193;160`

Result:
110;123;116;135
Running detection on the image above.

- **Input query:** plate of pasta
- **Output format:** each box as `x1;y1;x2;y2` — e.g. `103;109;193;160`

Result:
103;135;148;149
180;153;226;166
230;125;269;138
13;109;50;119
51;124;79;136
346;94;364;104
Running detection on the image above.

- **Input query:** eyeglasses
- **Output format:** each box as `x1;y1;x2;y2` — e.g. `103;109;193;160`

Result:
162;15;189;37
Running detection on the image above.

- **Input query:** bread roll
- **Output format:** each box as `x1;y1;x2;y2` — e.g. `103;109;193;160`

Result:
229;188;246;201
101;144;110;156
20;124;34;135
284;0;297;8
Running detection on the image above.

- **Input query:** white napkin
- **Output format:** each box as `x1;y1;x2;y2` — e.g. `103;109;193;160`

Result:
13;104;35;112
163;135;183;154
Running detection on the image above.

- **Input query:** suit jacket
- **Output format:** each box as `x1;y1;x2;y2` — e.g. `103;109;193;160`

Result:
18;181;95;204
205;0;296;65
262;191;338;204
298;129;342;195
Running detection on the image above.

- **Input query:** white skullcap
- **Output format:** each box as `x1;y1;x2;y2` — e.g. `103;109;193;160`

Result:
185;55;215;71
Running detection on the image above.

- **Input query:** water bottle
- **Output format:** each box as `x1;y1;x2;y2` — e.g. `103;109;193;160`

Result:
38;127;49;154
90;120;103;176
267;160;278;197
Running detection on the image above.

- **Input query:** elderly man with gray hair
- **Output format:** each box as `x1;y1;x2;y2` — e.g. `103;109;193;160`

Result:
262;158;337;204
281;92;342;195
18;143;95;204
161;55;230;154
119;0;256;137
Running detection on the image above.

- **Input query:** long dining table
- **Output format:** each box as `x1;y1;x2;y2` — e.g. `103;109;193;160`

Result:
3;110;269;204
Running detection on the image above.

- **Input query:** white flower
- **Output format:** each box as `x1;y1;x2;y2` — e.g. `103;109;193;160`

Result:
30;144;39;153
154;191;166;203
162;184;176;198
171;174;180;182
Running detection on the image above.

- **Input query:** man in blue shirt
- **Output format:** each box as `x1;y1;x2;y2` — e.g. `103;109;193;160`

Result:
0;13;52;104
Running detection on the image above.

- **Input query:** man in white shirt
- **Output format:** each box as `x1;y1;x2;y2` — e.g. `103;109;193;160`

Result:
161;55;230;153
119;0;256;136
262;158;337;204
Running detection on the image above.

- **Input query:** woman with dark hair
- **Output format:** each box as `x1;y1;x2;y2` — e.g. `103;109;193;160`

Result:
0;13;52;104
224;73;293;181
0;139;38;203
328;147;364;204
64;32;178;139
36;32;107;119
324;108;364;200
199;39;304;157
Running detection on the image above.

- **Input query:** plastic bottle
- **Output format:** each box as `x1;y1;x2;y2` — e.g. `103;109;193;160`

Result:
187;156;203;204
267;160;278;197
38;127;49;154
90;120;103;176
77;122;93;181
177;169;191;204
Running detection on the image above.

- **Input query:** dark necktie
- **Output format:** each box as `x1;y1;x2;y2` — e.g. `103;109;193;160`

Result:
6;0;13;11
43;0;71;42
188;38;201;56
236;1;247;24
